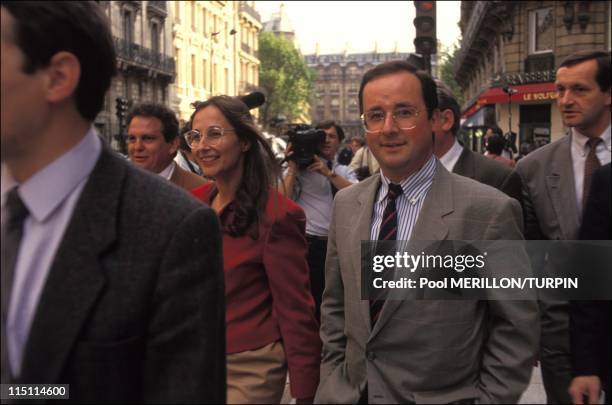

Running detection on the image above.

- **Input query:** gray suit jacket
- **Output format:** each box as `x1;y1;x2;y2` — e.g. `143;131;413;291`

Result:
315;161;539;404
454;147;523;205
515;135;579;240
515;135;576;404
15;146;226;403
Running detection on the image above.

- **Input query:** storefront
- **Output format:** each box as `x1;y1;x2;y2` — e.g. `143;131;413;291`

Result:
461;82;564;152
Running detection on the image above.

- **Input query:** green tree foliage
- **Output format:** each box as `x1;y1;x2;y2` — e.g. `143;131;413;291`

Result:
439;43;464;107
258;32;316;127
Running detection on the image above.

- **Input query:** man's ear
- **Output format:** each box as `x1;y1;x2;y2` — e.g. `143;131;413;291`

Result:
440;109;455;132
44;51;81;103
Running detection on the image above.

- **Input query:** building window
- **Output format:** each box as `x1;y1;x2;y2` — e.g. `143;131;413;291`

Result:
191;54;196;87
529;8;554;54
225;67;229;94
202;9;207;35
174;2;181;23
123;9;134;43
151;22;160;53
190;1;196;30
175;48;181;86
203;58;207;90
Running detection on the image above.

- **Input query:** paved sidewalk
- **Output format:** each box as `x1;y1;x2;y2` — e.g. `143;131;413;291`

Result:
519;365;547;404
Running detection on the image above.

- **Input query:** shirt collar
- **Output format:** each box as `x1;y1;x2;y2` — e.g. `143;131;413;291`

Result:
572;124;611;156
6;126;102;222
378;155;437;203
438;138;464;171
158;161;176;180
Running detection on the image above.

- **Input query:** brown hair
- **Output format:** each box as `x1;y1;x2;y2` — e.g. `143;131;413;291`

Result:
190;96;279;238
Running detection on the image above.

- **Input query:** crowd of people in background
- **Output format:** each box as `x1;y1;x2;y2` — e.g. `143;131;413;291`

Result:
1;2;610;405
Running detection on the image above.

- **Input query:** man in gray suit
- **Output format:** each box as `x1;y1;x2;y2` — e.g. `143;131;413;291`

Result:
433;80;522;204
516;50;611;404
1;2;225;402
315;60;539;404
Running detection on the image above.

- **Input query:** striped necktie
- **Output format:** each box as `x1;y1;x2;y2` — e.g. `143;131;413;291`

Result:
582;137;602;210
370;183;403;326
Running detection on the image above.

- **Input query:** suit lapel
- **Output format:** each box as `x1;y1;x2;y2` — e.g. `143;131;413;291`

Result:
352;175;381;334
370;162;453;340
546;137;579;239
170;165;184;189
19;147;124;383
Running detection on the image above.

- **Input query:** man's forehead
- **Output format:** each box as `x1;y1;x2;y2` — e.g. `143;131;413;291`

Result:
556;60;598;82
363;73;423;105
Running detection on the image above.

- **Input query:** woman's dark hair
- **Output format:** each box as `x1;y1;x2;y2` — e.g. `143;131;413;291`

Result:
358;60;438;119
189;96;279;238
486;134;506;156
2;1;116;121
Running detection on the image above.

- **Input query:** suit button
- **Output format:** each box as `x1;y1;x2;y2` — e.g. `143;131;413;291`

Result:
367;351;376;360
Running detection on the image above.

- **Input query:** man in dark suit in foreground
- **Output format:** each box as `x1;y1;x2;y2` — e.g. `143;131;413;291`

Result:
1;2;225;403
432;80;522;204
569;163;611;405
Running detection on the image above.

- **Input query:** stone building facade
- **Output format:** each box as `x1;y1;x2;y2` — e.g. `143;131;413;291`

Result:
305;50;412;140
454;1;611;152
95;1;176;151
171;1;261;123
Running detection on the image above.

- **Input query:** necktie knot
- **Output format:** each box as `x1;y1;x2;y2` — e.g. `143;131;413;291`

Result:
586;137;602;150
5;188;29;228
387;183;403;201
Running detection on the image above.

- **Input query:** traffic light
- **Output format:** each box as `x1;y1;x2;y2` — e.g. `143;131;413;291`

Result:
413;1;436;55
115;97;129;121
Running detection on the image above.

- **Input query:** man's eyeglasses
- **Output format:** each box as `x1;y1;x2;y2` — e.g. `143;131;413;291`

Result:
361;107;420;133
184;126;235;148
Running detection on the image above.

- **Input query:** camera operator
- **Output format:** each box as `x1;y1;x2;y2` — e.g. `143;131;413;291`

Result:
281;120;357;321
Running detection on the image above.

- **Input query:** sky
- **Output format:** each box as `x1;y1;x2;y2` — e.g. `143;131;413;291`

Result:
255;1;462;55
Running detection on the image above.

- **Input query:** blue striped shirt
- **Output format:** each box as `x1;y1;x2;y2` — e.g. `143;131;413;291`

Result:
370;156;437;241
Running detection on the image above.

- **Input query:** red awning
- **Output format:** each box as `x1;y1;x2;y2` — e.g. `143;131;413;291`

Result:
462;82;557;119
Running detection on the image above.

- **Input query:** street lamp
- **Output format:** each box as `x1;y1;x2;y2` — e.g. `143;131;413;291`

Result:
209;28;237;97
502;85;517;157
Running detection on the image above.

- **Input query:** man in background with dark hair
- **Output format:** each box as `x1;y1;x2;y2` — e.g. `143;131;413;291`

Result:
485;134;516;168
0;2;225;402
127;103;206;191
433;79;522;202
516;50;611;404
281;120;357;321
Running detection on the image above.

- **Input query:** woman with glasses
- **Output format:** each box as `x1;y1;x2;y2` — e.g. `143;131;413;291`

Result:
186;96;321;404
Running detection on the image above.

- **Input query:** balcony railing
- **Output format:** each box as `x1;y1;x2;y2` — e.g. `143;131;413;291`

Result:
239;1;261;22
147;1;166;16
525;53;555;73
491;70;556;87
114;36;175;78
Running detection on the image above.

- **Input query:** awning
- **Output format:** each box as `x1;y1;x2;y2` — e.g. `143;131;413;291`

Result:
462;82;557;119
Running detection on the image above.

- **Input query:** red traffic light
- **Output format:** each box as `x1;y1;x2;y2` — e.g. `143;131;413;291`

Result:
415;1;434;12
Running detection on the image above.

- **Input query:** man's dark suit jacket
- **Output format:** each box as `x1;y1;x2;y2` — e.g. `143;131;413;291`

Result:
570;163;611;393
14;146;226;403
453;147;522;204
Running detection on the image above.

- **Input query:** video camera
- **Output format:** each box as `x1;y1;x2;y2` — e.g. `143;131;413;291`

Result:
285;124;326;169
